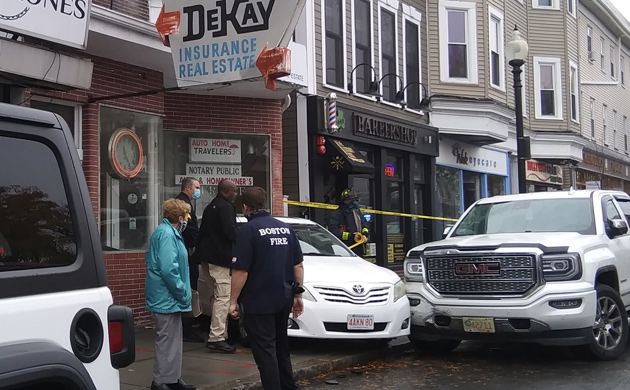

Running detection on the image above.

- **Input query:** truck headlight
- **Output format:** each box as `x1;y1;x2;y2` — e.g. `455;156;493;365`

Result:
542;253;582;281
404;253;424;282
394;280;406;302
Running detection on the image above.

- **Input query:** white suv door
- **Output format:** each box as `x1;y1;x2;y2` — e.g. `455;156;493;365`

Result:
602;195;630;306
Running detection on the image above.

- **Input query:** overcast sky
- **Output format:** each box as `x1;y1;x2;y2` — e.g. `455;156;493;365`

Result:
610;0;630;23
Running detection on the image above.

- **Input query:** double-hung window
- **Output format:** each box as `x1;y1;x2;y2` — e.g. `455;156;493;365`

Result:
603;105;608;144
534;57;562;119
622;56;625;85
611;46;615;78
323;0;346;88
533;0;559;9
489;7;504;90
567;0;576;17
353;0;373;94
613;110;618;149
570;61;579;123
625;116;628;152
587;27;592;60
439;1;478;83
403;11;422;109
379;5;398;102
590;99;595;139
601;38;606;72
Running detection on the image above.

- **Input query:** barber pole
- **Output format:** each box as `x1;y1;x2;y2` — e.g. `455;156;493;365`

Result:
326;93;339;133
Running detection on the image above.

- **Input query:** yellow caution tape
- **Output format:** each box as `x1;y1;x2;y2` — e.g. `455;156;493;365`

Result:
282;200;459;222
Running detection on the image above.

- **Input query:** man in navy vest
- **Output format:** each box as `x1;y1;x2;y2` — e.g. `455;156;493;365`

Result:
228;187;304;390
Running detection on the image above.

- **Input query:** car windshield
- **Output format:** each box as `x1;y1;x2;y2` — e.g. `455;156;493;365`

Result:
292;224;355;257
451;198;596;236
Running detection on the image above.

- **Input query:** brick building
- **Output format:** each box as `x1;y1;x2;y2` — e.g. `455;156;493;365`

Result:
1;1;304;323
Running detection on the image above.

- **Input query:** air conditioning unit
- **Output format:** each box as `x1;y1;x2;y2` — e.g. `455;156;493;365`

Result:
588;51;595;62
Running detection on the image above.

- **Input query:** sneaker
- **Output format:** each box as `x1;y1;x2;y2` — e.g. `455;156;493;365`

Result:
206;340;236;353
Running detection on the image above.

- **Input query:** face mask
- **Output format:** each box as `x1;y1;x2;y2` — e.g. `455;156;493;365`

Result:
178;219;188;233
192;188;201;200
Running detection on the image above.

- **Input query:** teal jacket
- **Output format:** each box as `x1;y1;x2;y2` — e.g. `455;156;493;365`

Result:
145;219;192;314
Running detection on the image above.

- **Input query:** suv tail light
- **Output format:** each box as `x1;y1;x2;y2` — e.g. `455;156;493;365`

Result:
107;305;135;369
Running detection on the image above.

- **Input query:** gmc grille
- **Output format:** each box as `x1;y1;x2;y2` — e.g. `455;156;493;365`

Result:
426;254;537;296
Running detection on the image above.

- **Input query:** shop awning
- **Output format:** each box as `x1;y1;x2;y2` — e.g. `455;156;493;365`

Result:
325;138;374;174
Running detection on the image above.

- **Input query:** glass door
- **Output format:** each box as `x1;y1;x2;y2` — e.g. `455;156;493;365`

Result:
348;174;376;262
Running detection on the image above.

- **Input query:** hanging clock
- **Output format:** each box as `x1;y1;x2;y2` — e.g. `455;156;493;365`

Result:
108;128;144;179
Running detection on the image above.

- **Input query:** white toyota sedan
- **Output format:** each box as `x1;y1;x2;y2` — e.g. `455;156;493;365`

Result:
248;217;410;340
199;217;410;340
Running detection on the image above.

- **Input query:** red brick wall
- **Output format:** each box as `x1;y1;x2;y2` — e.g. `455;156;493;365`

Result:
164;94;285;215
93;0;149;21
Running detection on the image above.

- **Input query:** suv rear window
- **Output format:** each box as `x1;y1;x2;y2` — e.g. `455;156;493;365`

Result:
0;135;77;271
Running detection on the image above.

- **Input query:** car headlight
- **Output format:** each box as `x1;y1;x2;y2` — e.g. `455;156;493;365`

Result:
301;287;317;302
542;253;582;281
394;280;406;302
404;251;424;282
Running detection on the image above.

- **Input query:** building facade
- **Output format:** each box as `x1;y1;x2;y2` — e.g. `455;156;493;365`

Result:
0;0;306;323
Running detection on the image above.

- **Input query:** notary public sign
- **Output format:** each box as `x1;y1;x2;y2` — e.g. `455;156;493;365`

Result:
161;0;306;87
0;0;90;49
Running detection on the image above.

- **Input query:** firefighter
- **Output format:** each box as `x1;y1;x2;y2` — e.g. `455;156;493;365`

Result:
328;188;369;256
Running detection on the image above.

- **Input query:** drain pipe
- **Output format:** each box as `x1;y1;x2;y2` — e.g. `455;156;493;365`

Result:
281;94;292;113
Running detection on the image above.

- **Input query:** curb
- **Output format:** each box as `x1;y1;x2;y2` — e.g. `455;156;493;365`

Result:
202;341;411;390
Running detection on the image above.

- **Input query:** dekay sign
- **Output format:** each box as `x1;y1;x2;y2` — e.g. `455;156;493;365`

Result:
163;0;306;86
0;0;90;49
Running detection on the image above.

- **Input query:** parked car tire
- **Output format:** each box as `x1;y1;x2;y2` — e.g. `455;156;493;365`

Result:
409;338;461;354
584;284;628;361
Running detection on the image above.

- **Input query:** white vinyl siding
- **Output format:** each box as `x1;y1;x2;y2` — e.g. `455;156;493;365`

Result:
488;6;504;91
439;1;478;84
534;57;563;120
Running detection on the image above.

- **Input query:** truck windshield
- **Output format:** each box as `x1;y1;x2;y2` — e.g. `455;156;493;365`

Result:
451;198;596;236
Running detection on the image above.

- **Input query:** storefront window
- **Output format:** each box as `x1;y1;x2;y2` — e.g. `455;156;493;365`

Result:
463;171;481;210
436;166;461;220
100;107;163;251
488;175;506;196
163;131;271;220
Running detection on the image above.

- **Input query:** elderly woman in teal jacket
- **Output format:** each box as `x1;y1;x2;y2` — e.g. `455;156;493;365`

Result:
145;198;195;390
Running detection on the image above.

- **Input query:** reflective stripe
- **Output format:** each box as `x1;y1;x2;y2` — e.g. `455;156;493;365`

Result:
342;232;350;240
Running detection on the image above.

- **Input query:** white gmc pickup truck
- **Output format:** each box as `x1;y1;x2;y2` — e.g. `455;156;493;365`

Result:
404;190;630;360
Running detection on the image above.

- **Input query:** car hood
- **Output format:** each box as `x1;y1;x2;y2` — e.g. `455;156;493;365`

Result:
303;256;400;284
421;232;596;252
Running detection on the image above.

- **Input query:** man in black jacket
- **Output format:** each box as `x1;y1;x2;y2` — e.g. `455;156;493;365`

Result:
175;177;204;343
193;179;238;353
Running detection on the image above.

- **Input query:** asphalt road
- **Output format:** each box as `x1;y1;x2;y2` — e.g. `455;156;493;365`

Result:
298;341;630;390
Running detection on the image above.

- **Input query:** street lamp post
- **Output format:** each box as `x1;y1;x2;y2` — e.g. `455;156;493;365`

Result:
506;26;530;194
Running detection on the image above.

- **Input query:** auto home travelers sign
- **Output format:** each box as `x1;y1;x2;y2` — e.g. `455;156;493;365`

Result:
162;0;306;87
0;0;90;49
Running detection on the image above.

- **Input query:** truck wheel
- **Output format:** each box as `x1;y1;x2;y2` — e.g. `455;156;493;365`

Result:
585;284;628;361
409;338;461;353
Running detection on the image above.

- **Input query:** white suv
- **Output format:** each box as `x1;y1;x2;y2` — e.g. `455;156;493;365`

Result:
0;103;135;389
405;190;630;360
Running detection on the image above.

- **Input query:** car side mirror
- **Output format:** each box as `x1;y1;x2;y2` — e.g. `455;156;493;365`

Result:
609;219;629;237
442;226;452;239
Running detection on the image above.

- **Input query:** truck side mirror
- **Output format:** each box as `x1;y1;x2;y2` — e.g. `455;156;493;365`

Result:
442;226;452;239
609;219;629;238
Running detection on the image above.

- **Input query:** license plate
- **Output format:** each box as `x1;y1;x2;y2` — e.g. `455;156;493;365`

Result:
462;317;495;333
347;314;374;330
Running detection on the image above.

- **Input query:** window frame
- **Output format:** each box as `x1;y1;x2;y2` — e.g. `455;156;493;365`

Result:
587;27;592;59
402;7;424;113
30;97;83;160
532;0;559;10
613;110;618;149
569;61;579;124
351;0;376;100
621;55;625;86
567;0;576;18
625;116;628;153
590;98;596;139
488;6;505;91
601;38;606;73
611;45;616;78
533;57;563;120
439;1;478;84
378;1;400;105
321;0;348;92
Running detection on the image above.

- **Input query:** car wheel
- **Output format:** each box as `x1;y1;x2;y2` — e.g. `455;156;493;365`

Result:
409;337;461;354
585;284;628;361
238;316;251;348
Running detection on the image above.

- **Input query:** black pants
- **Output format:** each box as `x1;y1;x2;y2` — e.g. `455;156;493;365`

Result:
243;299;297;390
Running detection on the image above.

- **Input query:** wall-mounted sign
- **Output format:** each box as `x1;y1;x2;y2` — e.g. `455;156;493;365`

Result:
0;0;90;49
176;175;253;187
278;41;308;87
436;140;507;176
186;163;242;177
354;114;418;146
190;138;241;163
162;0;306;87
526;160;563;185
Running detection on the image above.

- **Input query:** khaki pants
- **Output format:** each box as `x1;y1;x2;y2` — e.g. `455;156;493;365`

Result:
201;263;231;342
